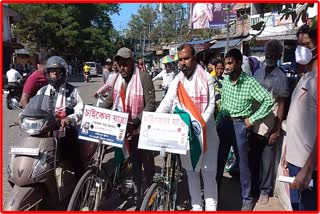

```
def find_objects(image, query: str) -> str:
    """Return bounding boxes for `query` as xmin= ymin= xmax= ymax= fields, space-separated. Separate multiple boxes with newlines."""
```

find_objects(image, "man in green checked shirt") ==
xmin=215 ymin=48 xmax=274 ymax=211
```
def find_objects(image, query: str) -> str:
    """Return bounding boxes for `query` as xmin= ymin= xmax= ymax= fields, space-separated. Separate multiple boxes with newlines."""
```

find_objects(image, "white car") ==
xmin=85 ymin=62 xmax=98 ymax=76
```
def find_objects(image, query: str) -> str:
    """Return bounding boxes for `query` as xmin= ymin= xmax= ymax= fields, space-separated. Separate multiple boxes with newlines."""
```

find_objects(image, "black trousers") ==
xmin=59 ymin=126 xmax=83 ymax=180
xmin=129 ymin=135 xmax=155 ymax=197
xmin=250 ymin=133 xmax=275 ymax=196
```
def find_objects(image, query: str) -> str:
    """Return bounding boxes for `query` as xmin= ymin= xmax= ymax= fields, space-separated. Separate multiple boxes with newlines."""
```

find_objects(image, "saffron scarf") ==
xmin=175 ymin=64 xmax=209 ymax=171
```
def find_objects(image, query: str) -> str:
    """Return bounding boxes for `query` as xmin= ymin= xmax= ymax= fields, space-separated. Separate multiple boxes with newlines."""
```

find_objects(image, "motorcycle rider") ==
xmin=6 ymin=64 xmax=23 ymax=88
xmin=36 ymin=56 xmax=84 ymax=179
xmin=83 ymin=63 xmax=90 ymax=80
xmin=20 ymin=54 xmax=49 ymax=108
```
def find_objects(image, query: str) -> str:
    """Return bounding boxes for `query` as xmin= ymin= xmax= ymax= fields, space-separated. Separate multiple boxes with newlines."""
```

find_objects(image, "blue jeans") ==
xmin=217 ymin=117 xmax=252 ymax=204
xmin=287 ymin=162 xmax=317 ymax=211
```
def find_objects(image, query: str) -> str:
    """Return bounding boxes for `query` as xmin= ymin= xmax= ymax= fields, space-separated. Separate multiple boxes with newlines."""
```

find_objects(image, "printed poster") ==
xmin=138 ymin=112 xmax=189 ymax=154
xmin=79 ymin=105 xmax=128 ymax=148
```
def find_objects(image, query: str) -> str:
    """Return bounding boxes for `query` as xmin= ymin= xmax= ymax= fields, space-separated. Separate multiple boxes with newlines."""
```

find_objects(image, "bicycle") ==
xmin=140 ymin=146 xmax=183 ymax=211
xmin=67 ymin=140 xmax=133 ymax=211
xmin=67 ymin=95 xmax=133 ymax=211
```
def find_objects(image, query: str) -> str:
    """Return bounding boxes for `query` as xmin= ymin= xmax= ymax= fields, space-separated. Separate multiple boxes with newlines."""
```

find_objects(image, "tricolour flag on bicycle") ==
xmin=174 ymin=81 xmax=207 ymax=171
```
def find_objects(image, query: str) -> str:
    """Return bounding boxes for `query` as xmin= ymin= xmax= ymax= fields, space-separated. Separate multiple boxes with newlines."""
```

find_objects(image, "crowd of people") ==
xmin=13 ymin=24 xmax=317 ymax=211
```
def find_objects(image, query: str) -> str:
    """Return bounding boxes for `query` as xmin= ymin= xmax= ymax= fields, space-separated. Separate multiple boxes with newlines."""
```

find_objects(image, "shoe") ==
xmin=241 ymin=201 xmax=253 ymax=211
xmin=257 ymin=193 xmax=269 ymax=205
xmin=191 ymin=204 xmax=202 ymax=211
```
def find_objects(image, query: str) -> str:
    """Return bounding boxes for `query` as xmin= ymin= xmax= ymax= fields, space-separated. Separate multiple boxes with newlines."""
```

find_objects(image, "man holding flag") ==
xmin=156 ymin=44 xmax=219 ymax=211
xmin=104 ymin=47 xmax=156 ymax=206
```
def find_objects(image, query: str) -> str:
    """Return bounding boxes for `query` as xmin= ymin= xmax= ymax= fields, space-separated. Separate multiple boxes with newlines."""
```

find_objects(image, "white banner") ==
xmin=138 ymin=112 xmax=189 ymax=154
xmin=79 ymin=105 xmax=128 ymax=148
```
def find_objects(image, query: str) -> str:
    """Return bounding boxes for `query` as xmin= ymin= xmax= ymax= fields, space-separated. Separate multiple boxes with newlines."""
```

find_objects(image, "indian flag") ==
xmin=113 ymin=83 xmax=130 ymax=167
xmin=174 ymin=82 xmax=207 ymax=171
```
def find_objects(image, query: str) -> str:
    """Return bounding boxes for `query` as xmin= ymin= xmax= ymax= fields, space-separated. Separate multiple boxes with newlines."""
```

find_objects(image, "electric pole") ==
xmin=224 ymin=4 xmax=231 ymax=55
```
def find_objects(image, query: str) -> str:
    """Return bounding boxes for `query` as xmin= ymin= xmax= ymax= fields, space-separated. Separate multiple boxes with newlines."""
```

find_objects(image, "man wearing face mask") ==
xmin=281 ymin=24 xmax=317 ymax=211
xmin=251 ymin=40 xmax=289 ymax=205
xmin=156 ymin=44 xmax=219 ymax=211
xmin=216 ymin=48 xmax=274 ymax=211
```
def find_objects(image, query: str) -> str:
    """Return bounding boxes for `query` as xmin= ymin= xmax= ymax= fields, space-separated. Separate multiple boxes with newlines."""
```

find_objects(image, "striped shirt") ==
xmin=217 ymin=72 xmax=274 ymax=124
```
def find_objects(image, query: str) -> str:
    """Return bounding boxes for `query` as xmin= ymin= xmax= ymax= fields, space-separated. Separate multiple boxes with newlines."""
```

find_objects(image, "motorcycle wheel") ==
xmin=4 ymin=185 xmax=46 ymax=211
xmin=67 ymin=169 xmax=100 ymax=211
xmin=6 ymin=93 xmax=13 ymax=110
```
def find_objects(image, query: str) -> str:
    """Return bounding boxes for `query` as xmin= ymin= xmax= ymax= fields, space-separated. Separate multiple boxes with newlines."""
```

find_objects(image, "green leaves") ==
xmin=126 ymin=3 xmax=189 ymax=44
xmin=9 ymin=3 xmax=121 ymax=62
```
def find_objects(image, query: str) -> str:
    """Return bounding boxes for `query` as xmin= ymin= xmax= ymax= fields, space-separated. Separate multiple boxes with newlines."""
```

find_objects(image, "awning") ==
xmin=3 ymin=41 xmax=24 ymax=50
xmin=186 ymin=39 xmax=215 ymax=54
xmin=186 ymin=38 xmax=213 ymax=45
xmin=15 ymin=48 xmax=29 ymax=54
xmin=210 ymin=38 xmax=242 ymax=49
xmin=256 ymin=34 xmax=297 ymax=41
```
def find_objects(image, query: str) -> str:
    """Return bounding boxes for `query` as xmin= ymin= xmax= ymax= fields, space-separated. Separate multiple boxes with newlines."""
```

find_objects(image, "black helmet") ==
xmin=45 ymin=56 xmax=68 ymax=89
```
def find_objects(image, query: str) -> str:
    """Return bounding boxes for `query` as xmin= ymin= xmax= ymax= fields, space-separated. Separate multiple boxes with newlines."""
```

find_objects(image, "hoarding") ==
xmin=190 ymin=3 xmax=237 ymax=29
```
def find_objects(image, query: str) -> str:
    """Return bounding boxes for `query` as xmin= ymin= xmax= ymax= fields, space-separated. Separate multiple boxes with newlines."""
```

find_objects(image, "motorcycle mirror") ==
xmin=9 ymin=121 xmax=19 ymax=128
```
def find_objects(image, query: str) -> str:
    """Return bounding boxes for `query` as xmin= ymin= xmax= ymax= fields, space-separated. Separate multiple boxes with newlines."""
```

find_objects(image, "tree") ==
xmin=9 ymin=4 xmax=121 ymax=62
xmin=125 ymin=4 xmax=191 ymax=45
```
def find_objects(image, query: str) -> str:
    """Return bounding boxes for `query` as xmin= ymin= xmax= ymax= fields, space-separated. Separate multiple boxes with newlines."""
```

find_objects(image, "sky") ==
xmin=111 ymin=3 xmax=141 ymax=32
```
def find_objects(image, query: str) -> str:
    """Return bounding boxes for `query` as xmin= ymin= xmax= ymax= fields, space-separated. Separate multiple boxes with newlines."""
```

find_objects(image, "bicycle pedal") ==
xmin=152 ymin=174 xmax=162 ymax=182
xmin=89 ymin=187 xmax=97 ymax=196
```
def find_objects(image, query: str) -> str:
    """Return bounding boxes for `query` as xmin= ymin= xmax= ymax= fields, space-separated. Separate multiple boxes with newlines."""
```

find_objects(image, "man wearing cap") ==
xmin=104 ymin=47 xmax=156 ymax=206
xmin=102 ymin=58 xmax=113 ymax=84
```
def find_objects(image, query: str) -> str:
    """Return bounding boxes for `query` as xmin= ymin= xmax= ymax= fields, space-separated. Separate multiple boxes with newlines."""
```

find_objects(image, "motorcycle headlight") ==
xmin=20 ymin=118 xmax=45 ymax=135
xmin=31 ymin=152 xmax=47 ymax=178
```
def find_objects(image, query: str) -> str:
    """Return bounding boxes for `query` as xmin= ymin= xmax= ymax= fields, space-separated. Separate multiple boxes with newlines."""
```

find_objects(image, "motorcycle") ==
xmin=4 ymin=72 xmax=28 ymax=110
xmin=4 ymin=94 xmax=77 ymax=210
xmin=84 ymin=71 xmax=90 ymax=82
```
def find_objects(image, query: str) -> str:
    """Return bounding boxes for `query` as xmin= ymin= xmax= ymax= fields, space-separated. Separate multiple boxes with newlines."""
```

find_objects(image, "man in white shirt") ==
xmin=6 ymin=64 xmax=23 ymax=87
xmin=252 ymin=40 xmax=289 ymax=205
xmin=282 ymin=24 xmax=317 ymax=211
xmin=152 ymin=62 xmax=175 ymax=98
xmin=102 ymin=58 xmax=113 ymax=84
xmin=156 ymin=44 xmax=219 ymax=211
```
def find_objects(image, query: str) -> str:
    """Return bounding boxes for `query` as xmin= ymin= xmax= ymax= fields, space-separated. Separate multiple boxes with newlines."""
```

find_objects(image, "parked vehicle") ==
xmin=85 ymin=62 xmax=98 ymax=77
xmin=4 ymin=72 xmax=28 ymax=110
xmin=4 ymin=94 xmax=77 ymax=210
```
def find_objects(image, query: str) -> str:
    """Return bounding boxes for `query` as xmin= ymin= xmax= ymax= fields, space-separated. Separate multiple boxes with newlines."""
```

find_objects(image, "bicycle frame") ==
xmin=88 ymin=140 xmax=132 ymax=210
xmin=151 ymin=146 xmax=181 ymax=210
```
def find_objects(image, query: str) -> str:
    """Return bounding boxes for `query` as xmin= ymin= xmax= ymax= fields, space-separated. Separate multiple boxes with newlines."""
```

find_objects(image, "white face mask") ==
xmin=295 ymin=45 xmax=316 ymax=65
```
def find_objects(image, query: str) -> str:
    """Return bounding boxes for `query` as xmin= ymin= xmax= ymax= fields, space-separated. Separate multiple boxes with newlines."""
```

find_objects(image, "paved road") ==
xmin=2 ymin=73 xmax=284 ymax=211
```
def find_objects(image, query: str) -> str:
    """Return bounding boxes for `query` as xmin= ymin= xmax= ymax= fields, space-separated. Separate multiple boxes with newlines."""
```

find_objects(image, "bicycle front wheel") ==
xmin=67 ymin=169 xmax=101 ymax=211
xmin=140 ymin=182 xmax=170 ymax=211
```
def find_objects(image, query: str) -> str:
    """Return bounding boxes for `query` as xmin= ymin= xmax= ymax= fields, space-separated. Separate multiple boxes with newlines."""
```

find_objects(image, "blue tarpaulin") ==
xmin=186 ymin=39 xmax=213 ymax=45
xmin=210 ymin=38 xmax=242 ymax=49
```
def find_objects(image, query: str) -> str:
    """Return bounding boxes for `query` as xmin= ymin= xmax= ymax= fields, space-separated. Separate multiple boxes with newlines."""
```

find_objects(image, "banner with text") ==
xmin=138 ymin=112 xmax=189 ymax=154
xmin=190 ymin=3 xmax=237 ymax=29
xmin=79 ymin=105 xmax=128 ymax=148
